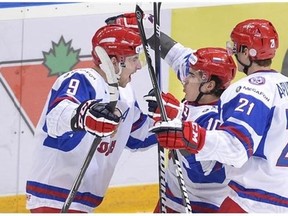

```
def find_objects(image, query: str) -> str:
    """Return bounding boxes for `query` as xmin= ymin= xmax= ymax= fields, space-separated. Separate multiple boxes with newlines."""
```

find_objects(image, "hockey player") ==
xmin=146 ymin=46 xmax=236 ymax=213
xmin=105 ymin=13 xmax=236 ymax=213
xmin=151 ymin=19 xmax=288 ymax=213
xmin=25 ymin=24 xmax=157 ymax=213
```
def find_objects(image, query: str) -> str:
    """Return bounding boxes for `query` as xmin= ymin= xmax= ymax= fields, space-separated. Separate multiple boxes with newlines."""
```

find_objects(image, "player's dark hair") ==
xmin=210 ymin=75 xmax=225 ymax=97
xmin=254 ymin=59 xmax=272 ymax=67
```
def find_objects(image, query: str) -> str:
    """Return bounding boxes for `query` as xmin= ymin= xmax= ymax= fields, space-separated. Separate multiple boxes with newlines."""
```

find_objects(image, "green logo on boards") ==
xmin=43 ymin=36 xmax=81 ymax=76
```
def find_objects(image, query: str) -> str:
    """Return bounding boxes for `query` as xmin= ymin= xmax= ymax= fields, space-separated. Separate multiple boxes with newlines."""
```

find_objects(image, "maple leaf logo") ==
xmin=43 ymin=36 xmax=81 ymax=76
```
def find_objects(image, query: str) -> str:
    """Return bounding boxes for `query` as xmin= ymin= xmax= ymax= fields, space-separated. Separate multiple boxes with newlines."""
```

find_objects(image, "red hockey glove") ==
xmin=71 ymin=100 xmax=121 ymax=137
xmin=150 ymin=119 xmax=206 ymax=154
xmin=105 ymin=13 xmax=139 ymax=32
xmin=105 ymin=13 xmax=154 ymax=38
xmin=144 ymin=89 xmax=183 ymax=122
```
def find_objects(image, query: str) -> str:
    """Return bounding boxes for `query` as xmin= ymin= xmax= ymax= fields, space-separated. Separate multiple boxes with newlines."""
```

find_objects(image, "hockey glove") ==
xmin=150 ymin=118 xmax=206 ymax=154
xmin=105 ymin=13 xmax=139 ymax=32
xmin=71 ymin=100 xmax=121 ymax=137
xmin=105 ymin=12 xmax=154 ymax=38
xmin=144 ymin=89 xmax=183 ymax=122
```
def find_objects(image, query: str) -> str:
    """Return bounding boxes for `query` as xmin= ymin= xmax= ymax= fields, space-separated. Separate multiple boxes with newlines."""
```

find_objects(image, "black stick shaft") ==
xmin=135 ymin=4 xmax=192 ymax=213
xmin=153 ymin=2 xmax=167 ymax=213
xmin=61 ymin=137 xmax=101 ymax=213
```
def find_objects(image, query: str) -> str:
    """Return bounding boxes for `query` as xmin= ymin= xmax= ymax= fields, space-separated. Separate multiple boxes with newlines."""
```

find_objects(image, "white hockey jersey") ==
xmin=162 ymin=43 xmax=230 ymax=213
xmin=196 ymin=71 xmax=288 ymax=212
xmin=26 ymin=68 xmax=156 ymax=213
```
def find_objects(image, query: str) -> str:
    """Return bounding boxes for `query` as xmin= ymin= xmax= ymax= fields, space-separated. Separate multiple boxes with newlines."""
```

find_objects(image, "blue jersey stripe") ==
xmin=26 ymin=181 xmax=103 ymax=208
xmin=229 ymin=181 xmax=288 ymax=208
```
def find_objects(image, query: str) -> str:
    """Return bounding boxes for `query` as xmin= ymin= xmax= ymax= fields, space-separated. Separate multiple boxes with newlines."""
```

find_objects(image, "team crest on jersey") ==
xmin=248 ymin=76 xmax=266 ymax=85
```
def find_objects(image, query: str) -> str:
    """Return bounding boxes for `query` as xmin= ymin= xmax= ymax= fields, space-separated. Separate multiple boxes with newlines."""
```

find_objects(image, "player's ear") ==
xmin=206 ymin=80 xmax=216 ymax=92
xmin=243 ymin=47 xmax=249 ymax=56
xmin=110 ymin=56 xmax=118 ymax=64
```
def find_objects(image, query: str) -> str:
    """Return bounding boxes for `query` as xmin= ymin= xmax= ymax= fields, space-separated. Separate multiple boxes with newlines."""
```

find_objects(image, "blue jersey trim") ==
xmin=26 ymin=180 xmax=103 ymax=208
xmin=131 ymin=113 xmax=148 ymax=133
xmin=183 ymin=156 xmax=226 ymax=183
xmin=229 ymin=180 xmax=288 ymax=208
xmin=43 ymin=131 xmax=85 ymax=152
xmin=165 ymin=185 xmax=219 ymax=213
xmin=126 ymin=134 xmax=157 ymax=149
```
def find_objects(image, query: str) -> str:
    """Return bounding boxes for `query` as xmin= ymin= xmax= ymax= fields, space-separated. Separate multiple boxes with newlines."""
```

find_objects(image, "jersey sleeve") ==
xmin=183 ymin=105 xmax=227 ymax=182
xmin=45 ymin=68 xmax=108 ymax=137
xmin=126 ymin=101 xmax=157 ymax=150
xmin=45 ymin=99 xmax=78 ymax=137
xmin=196 ymin=75 xmax=274 ymax=167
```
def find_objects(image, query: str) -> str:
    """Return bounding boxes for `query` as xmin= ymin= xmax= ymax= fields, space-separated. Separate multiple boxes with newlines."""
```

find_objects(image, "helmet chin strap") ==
xmin=194 ymin=83 xmax=206 ymax=103
xmin=235 ymin=54 xmax=252 ymax=75
xmin=194 ymin=81 xmax=219 ymax=103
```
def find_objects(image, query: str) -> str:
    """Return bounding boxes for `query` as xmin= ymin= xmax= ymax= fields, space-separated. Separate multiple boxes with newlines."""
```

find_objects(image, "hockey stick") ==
xmin=154 ymin=2 xmax=161 ymax=84
xmin=135 ymin=4 xmax=192 ymax=213
xmin=61 ymin=46 xmax=118 ymax=213
xmin=153 ymin=2 xmax=167 ymax=213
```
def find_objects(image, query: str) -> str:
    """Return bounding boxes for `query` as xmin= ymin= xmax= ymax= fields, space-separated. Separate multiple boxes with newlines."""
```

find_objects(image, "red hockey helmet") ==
xmin=92 ymin=24 xmax=142 ymax=64
xmin=191 ymin=48 xmax=236 ymax=89
xmin=230 ymin=19 xmax=279 ymax=60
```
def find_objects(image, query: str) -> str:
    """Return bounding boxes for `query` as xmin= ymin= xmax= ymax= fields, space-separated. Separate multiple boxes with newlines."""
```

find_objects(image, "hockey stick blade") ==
xmin=95 ymin=46 xmax=119 ymax=105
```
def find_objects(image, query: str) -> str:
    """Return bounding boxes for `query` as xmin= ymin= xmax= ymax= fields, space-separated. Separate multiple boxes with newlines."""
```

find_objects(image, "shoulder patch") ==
xmin=248 ymin=76 xmax=266 ymax=85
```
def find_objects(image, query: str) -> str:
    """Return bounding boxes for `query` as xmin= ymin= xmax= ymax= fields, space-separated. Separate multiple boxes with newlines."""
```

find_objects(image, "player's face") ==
xmin=117 ymin=54 xmax=142 ymax=87
xmin=183 ymin=69 xmax=206 ymax=101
